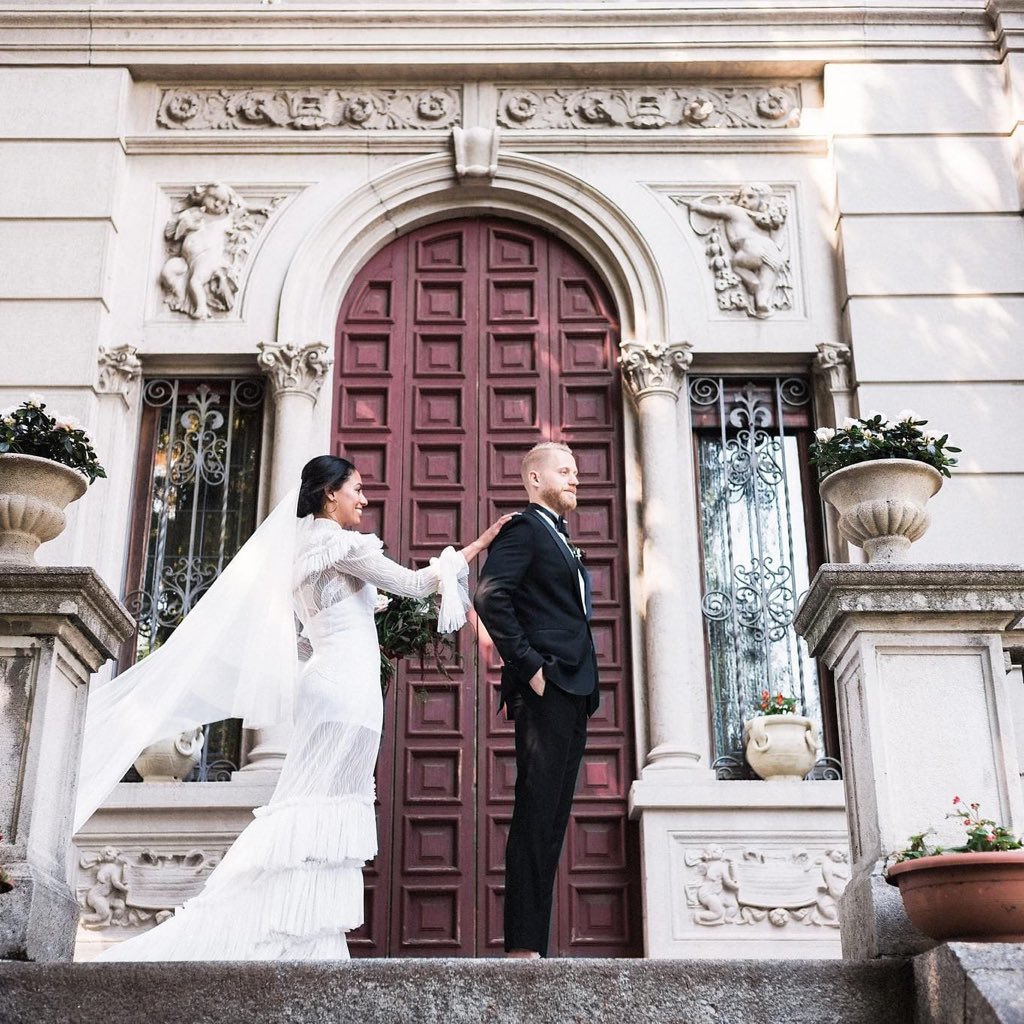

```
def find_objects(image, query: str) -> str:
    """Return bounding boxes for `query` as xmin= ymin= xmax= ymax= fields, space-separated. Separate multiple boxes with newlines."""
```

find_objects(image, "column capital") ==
xmin=256 ymin=341 xmax=332 ymax=402
xmin=618 ymin=340 xmax=693 ymax=402
xmin=813 ymin=341 xmax=853 ymax=393
xmin=95 ymin=344 xmax=142 ymax=403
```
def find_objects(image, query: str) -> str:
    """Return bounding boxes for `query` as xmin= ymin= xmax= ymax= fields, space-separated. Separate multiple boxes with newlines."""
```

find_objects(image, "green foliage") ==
xmin=0 ymin=395 xmax=106 ymax=484
xmin=890 ymin=796 xmax=1024 ymax=865
xmin=374 ymin=595 xmax=456 ymax=695
xmin=809 ymin=410 xmax=959 ymax=482
xmin=758 ymin=690 xmax=798 ymax=716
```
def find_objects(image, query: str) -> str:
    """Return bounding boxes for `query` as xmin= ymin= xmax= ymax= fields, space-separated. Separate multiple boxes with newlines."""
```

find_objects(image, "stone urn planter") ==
xmin=818 ymin=458 xmax=943 ymax=564
xmin=133 ymin=727 xmax=205 ymax=783
xmin=743 ymin=714 xmax=819 ymax=781
xmin=0 ymin=453 xmax=88 ymax=565
xmin=886 ymin=851 xmax=1024 ymax=942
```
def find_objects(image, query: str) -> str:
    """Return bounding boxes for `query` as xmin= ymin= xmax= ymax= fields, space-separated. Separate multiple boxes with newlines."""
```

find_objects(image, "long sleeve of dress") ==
xmin=293 ymin=520 xmax=471 ymax=634
xmin=340 ymin=544 xmax=470 ymax=633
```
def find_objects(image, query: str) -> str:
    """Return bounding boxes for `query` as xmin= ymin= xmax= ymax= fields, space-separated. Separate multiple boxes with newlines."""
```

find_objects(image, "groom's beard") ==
xmin=538 ymin=484 xmax=577 ymax=516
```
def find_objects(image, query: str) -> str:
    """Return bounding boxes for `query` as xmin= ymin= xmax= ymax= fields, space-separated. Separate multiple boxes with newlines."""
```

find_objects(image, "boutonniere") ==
xmin=570 ymin=545 xmax=585 ymax=562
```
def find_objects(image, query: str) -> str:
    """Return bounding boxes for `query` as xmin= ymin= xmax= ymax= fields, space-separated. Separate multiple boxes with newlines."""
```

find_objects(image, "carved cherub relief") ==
xmin=159 ymin=183 xmax=280 ymax=320
xmin=673 ymin=184 xmax=793 ymax=319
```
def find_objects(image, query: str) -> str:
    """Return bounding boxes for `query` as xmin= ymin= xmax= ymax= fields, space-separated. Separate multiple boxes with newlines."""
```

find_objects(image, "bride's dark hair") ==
xmin=297 ymin=455 xmax=356 ymax=517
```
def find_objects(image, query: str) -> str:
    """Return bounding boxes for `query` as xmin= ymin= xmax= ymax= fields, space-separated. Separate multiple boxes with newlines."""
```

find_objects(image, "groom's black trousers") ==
xmin=504 ymin=683 xmax=589 ymax=956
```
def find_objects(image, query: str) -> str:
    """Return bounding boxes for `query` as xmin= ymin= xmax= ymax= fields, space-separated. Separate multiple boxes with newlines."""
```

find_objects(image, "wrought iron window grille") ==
xmin=690 ymin=375 xmax=839 ymax=778
xmin=123 ymin=377 xmax=265 ymax=782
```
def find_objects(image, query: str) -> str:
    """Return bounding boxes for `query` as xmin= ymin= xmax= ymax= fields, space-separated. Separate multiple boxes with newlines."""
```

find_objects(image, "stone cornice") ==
xmin=0 ymin=4 xmax=998 ymax=70
xmin=0 ymin=566 xmax=135 ymax=669
xmin=794 ymin=563 xmax=1024 ymax=657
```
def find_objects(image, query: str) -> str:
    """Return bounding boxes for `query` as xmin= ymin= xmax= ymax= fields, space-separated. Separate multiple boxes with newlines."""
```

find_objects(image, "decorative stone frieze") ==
xmin=256 ymin=341 xmax=332 ymax=401
xmin=95 ymin=344 xmax=142 ymax=400
xmin=159 ymin=183 xmax=284 ymax=321
xmin=682 ymin=845 xmax=848 ymax=930
xmin=76 ymin=846 xmax=221 ymax=930
xmin=158 ymin=87 xmax=461 ymax=131
xmin=671 ymin=184 xmax=793 ymax=319
xmin=497 ymin=85 xmax=800 ymax=131
xmin=618 ymin=340 xmax=693 ymax=401
xmin=453 ymin=126 xmax=500 ymax=181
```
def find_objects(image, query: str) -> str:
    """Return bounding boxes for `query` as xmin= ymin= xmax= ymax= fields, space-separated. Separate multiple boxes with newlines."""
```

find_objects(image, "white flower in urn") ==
xmin=841 ymin=417 xmax=858 ymax=430
xmin=814 ymin=427 xmax=836 ymax=443
xmin=374 ymin=593 xmax=392 ymax=614
xmin=25 ymin=393 xmax=45 ymax=408
xmin=896 ymin=409 xmax=920 ymax=423
xmin=52 ymin=413 xmax=82 ymax=432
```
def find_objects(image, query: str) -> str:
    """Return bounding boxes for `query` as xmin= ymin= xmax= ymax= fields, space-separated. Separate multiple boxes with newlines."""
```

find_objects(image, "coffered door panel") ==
xmin=335 ymin=217 xmax=639 ymax=957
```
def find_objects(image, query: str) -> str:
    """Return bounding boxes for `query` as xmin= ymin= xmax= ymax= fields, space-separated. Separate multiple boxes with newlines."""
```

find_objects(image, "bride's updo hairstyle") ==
xmin=297 ymin=455 xmax=356 ymax=517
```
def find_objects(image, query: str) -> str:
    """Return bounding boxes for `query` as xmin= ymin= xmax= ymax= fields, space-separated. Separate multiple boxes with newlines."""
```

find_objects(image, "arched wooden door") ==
xmin=333 ymin=216 xmax=640 ymax=957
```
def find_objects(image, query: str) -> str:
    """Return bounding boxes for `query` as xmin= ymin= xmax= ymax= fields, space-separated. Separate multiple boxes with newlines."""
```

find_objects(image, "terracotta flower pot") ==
xmin=818 ymin=458 xmax=942 ymax=563
xmin=0 ymin=453 xmax=88 ymax=565
xmin=743 ymin=714 xmax=819 ymax=782
xmin=886 ymin=851 xmax=1024 ymax=942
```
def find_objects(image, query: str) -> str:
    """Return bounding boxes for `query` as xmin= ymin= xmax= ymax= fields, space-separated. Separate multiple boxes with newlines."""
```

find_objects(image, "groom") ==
xmin=473 ymin=441 xmax=599 ymax=959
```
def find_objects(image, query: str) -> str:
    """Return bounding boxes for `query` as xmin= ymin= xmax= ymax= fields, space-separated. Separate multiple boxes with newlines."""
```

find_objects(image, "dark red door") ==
xmin=333 ymin=217 xmax=640 ymax=957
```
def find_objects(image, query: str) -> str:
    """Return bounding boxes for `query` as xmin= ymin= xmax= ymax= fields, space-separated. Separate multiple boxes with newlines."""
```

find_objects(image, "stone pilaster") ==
xmin=812 ymin=341 xmax=856 ymax=562
xmin=794 ymin=564 xmax=1024 ymax=959
xmin=0 ymin=567 xmax=133 ymax=961
xmin=240 ymin=342 xmax=332 ymax=777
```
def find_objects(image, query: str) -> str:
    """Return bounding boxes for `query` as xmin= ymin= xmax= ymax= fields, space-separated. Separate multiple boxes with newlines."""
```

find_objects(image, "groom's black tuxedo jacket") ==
xmin=473 ymin=504 xmax=599 ymax=718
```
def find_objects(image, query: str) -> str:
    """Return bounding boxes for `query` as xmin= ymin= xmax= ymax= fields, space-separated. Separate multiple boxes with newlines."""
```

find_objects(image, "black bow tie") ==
xmin=556 ymin=516 xmax=570 ymax=538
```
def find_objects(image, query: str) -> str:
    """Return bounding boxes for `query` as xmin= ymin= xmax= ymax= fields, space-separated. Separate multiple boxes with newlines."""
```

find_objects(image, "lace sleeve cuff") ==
xmin=431 ymin=546 xmax=470 ymax=634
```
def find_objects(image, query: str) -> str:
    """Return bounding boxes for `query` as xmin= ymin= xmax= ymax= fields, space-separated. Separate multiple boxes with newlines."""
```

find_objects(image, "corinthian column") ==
xmin=239 ymin=341 xmax=332 ymax=777
xmin=619 ymin=340 xmax=712 ymax=780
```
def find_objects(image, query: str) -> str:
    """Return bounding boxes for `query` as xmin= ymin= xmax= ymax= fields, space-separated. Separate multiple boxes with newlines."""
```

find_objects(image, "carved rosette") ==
xmin=682 ymin=845 xmax=849 ymax=930
xmin=256 ymin=341 xmax=333 ymax=402
xmin=619 ymin=340 xmax=693 ymax=402
xmin=497 ymin=84 xmax=800 ymax=130
xmin=813 ymin=341 xmax=853 ymax=393
xmin=158 ymin=88 xmax=461 ymax=131
xmin=95 ymin=344 xmax=142 ymax=398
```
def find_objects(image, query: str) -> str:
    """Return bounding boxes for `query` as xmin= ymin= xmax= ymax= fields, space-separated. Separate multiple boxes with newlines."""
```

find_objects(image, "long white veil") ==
xmin=75 ymin=488 xmax=302 ymax=831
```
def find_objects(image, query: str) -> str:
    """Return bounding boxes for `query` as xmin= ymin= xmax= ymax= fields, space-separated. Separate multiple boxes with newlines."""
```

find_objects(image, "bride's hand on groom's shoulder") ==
xmin=459 ymin=513 xmax=517 ymax=563
xmin=478 ymin=513 xmax=516 ymax=549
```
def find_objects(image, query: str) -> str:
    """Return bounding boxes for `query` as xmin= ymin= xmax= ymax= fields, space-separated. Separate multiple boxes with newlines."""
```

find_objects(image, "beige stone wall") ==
xmin=2 ymin=1 xmax=1022 ymax=960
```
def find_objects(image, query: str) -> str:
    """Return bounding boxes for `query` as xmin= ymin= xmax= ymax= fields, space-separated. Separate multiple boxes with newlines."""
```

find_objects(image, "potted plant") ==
xmin=809 ymin=410 xmax=959 ymax=563
xmin=886 ymin=796 xmax=1024 ymax=942
xmin=743 ymin=690 xmax=819 ymax=782
xmin=374 ymin=594 xmax=456 ymax=695
xmin=0 ymin=394 xmax=106 ymax=565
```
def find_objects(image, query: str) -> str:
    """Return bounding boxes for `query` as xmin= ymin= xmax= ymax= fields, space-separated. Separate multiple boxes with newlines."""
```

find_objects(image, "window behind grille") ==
xmin=121 ymin=377 xmax=265 ymax=781
xmin=689 ymin=375 xmax=839 ymax=779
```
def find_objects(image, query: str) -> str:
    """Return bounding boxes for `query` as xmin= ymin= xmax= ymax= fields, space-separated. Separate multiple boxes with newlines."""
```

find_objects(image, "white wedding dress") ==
xmin=94 ymin=516 xmax=468 ymax=961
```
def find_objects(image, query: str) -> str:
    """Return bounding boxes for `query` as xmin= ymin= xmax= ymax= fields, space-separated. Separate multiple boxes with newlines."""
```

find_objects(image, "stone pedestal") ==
xmin=794 ymin=564 xmax=1024 ymax=959
xmin=0 ymin=567 xmax=133 ymax=961
xmin=628 ymin=779 xmax=848 ymax=959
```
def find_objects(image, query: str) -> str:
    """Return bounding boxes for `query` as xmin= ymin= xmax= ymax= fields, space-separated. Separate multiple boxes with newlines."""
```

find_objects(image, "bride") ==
xmin=75 ymin=454 xmax=509 ymax=960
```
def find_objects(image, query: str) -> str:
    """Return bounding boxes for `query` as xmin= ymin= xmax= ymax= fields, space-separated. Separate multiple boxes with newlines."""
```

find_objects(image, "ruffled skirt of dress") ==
xmin=96 ymin=616 xmax=383 ymax=962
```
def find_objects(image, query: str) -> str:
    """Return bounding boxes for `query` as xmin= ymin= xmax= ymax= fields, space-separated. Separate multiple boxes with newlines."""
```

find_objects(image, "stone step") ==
xmin=0 ymin=958 xmax=913 ymax=1024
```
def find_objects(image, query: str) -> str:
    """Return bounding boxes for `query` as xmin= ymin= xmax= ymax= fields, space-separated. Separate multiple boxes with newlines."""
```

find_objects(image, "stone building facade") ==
xmin=2 ymin=2 xmax=1023 ymax=961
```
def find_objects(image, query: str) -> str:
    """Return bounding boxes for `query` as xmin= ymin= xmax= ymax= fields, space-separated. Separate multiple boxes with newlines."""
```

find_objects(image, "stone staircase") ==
xmin=0 ymin=957 xmax=914 ymax=1024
